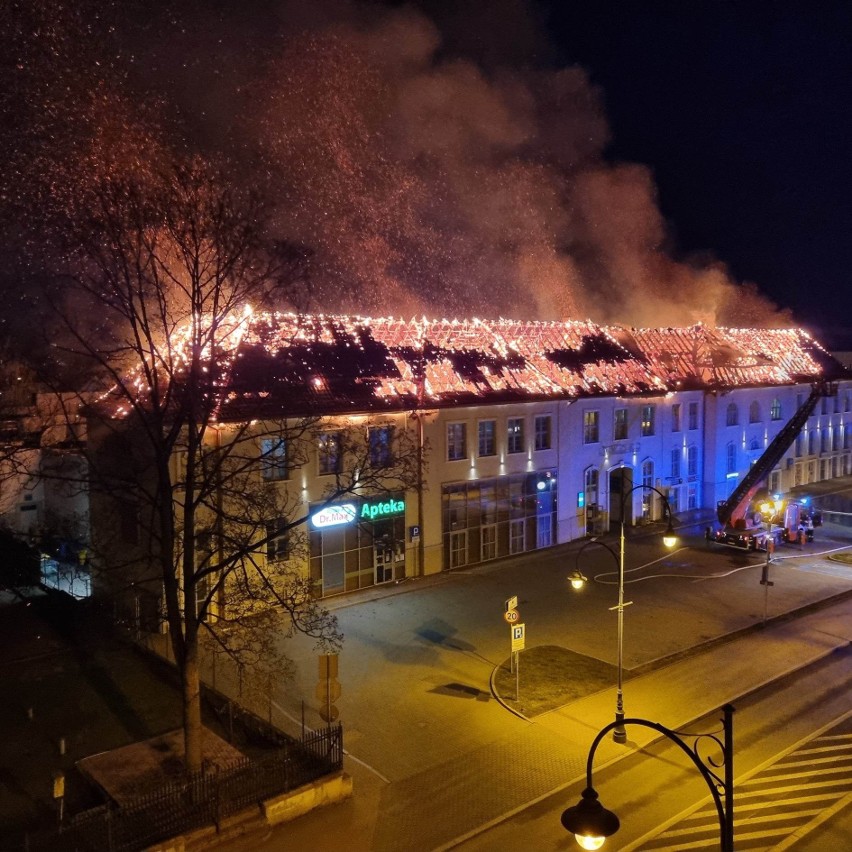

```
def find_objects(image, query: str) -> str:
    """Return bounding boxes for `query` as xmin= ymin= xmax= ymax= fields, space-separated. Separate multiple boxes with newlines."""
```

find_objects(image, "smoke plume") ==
xmin=2 ymin=0 xmax=792 ymax=329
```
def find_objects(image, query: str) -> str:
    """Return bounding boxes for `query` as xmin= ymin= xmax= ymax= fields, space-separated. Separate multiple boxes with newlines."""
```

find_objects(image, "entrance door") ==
xmin=449 ymin=530 xmax=468 ymax=568
xmin=374 ymin=539 xmax=394 ymax=584
xmin=609 ymin=467 xmax=634 ymax=530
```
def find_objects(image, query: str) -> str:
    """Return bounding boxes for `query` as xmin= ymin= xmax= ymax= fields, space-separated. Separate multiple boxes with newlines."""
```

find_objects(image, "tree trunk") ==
xmin=183 ymin=623 xmax=203 ymax=772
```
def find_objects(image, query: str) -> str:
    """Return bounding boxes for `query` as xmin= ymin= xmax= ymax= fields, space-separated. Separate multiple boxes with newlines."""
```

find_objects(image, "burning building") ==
xmin=186 ymin=313 xmax=849 ymax=597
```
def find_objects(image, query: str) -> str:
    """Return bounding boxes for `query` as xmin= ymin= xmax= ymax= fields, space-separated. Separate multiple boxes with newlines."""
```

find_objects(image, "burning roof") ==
xmin=214 ymin=314 xmax=845 ymax=420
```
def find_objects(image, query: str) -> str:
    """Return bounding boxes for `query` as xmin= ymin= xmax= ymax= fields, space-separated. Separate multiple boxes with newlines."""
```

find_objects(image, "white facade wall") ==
xmin=704 ymin=380 xmax=852 ymax=512
xmin=215 ymin=380 xmax=852 ymax=597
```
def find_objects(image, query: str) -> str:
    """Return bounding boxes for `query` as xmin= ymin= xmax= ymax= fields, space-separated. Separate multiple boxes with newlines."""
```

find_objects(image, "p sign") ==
xmin=511 ymin=623 xmax=526 ymax=652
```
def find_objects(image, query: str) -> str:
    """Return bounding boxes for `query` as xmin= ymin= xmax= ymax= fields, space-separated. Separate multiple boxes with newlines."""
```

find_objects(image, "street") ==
xmin=458 ymin=647 xmax=852 ymax=850
xmin=222 ymin=513 xmax=852 ymax=851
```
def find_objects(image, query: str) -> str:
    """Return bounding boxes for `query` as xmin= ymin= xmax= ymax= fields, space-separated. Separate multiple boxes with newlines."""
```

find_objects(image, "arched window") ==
xmin=688 ymin=445 xmax=698 ymax=477
xmin=749 ymin=401 xmax=760 ymax=423
xmin=641 ymin=460 xmax=654 ymax=519
xmin=726 ymin=442 xmax=737 ymax=474
xmin=726 ymin=403 xmax=739 ymax=426
xmin=770 ymin=398 xmax=782 ymax=421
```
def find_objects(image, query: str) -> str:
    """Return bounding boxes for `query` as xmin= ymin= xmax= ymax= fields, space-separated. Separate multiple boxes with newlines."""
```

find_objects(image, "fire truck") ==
xmin=711 ymin=382 xmax=831 ymax=551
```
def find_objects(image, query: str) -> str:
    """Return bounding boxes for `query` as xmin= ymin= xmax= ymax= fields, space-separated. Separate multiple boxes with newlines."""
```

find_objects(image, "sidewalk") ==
xmin=254 ymin=564 xmax=852 ymax=851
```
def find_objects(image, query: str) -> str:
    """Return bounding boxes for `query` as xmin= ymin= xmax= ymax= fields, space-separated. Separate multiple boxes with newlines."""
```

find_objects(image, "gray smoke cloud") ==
xmin=5 ymin=0 xmax=793 ymax=329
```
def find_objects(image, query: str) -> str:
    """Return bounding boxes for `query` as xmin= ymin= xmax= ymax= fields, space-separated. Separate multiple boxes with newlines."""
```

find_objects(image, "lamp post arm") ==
xmin=620 ymin=482 xmax=675 ymax=524
xmin=582 ymin=705 xmax=735 ymax=852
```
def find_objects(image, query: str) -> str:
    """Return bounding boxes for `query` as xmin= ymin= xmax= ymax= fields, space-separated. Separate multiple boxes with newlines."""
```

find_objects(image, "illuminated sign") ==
xmin=361 ymin=498 xmax=405 ymax=520
xmin=311 ymin=504 xmax=357 ymax=529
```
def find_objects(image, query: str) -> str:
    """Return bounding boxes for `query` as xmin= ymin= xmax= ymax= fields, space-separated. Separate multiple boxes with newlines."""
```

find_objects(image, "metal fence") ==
xmin=21 ymin=724 xmax=342 ymax=852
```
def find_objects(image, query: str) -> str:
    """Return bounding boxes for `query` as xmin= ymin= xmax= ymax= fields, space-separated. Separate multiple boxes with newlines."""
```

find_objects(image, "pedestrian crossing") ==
xmin=626 ymin=726 xmax=852 ymax=851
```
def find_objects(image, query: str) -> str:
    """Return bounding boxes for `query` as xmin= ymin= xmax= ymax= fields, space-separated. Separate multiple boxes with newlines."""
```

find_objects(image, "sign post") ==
xmin=511 ymin=623 xmax=525 ymax=700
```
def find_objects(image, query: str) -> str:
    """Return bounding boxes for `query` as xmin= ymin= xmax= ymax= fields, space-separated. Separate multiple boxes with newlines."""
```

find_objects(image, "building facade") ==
xmin=82 ymin=314 xmax=851 ymax=604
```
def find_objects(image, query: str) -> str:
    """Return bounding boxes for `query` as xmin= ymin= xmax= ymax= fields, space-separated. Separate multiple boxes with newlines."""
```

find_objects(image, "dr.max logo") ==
xmin=361 ymin=499 xmax=405 ymax=520
xmin=311 ymin=504 xmax=357 ymax=529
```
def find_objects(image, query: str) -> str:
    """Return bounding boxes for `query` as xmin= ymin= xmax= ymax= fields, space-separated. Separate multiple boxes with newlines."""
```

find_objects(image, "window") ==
xmin=795 ymin=433 xmax=804 ymax=457
xmin=261 ymin=438 xmax=288 ymax=480
xmin=507 ymin=418 xmax=525 ymax=454
xmin=641 ymin=460 xmax=654 ymax=519
xmin=726 ymin=442 xmax=737 ymax=475
xmin=846 ymin=392 xmax=851 ymax=413
xmin=671 ymin=448 xmax=681 ymax=478
xmin=726 ymin=403 xmax=739 ymax=427
xmin=447 ymin=422 xmax=467 ymax=461
xmin=478 ymin=420 xmax=496 ymax=457
xmin=583 ymin=410 xmax=599 ymax=444
xmin=821 ymin=428 xmax=830 ymax=453
xmin=687 ymin=445 xmax=698 ymax=477
xmin=534 ymin=415 xmax=552 ymax=451
xmin=845 ymin=423 xmax=851 ymax=450
xmin=821 ymin=396 xmax=829 ymax=415
xmin=266 ymin=519 xmax=289 ymax=562
xmin=770 ymin=398 xmax=782 ymax=421
xmin=369 ymin=425 xmax=394 ymax=467
xmin=808 ymin=429 xmax=816 ymax=455
xmin=613 ymin=408 xmax=628 ymax=441
xmin=688 ymin=402 xmax=699 ymax=430
xmin=749 ymin=401 xmax=760 ymax=423
xmin=641 ymin=405 xmax=655 ymax=437
xmin=688 ymin=486 xmax=697 ymax=510
xmin=832 ymin=427 xmax=841 ymax=452
xmin=318 ymin=431 xmax=341 ymax=476
xmin=671 ymin=404 xmax=681 ymax=432
xmin=835 ymin=394 xmax=841 ymax=414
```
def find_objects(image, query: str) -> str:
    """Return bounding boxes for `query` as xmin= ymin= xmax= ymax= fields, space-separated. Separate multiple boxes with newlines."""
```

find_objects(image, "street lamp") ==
xmin=573 ymin=485 xmax=679 ymax=743
xmin=613 ymin=484 xmax=678 ymax=742
xmin=561 ymin=704 xmax=735 ymax=851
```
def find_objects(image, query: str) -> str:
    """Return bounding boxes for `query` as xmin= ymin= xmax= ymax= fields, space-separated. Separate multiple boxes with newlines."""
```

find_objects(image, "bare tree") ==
xmin=51 ymin=158 xmax=418 ymax=772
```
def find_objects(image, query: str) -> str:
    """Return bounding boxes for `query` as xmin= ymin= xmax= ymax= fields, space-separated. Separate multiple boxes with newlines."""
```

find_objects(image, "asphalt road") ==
xmin=456 ymin=646 xmax=852 ymax=850
xmin=218 ymin=508 xmax=852 ymax=851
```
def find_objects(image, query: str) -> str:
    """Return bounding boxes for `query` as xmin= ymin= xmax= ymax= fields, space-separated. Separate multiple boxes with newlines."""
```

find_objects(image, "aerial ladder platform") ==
xmin=713 ymin=380 xmax=833 ymax=549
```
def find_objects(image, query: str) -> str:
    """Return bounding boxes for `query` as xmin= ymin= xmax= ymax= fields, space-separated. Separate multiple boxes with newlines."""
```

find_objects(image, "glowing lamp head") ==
xmin=561 ymin=788 xmax=619 ymax=850
xmin=575 ymin=835 xmax=606 ymax=850
xmin=569 ymin=570 xmax=587 ymax=591
xmin=662 ymin=520 xmax=678 ymax=549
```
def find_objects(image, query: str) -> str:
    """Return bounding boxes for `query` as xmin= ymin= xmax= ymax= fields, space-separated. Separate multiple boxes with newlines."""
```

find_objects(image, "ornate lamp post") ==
xmin=561 ymin=704 xmax=735 ymax=851
xmin=571 ymin=484 xmax=679 ymax=744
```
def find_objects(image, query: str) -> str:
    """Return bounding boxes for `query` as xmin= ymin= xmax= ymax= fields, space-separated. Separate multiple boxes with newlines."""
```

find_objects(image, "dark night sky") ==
xmin=5 ymin=1 xmax=852 ymax=346
xmin=543 ymin=1 xmax=852 ymax=347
